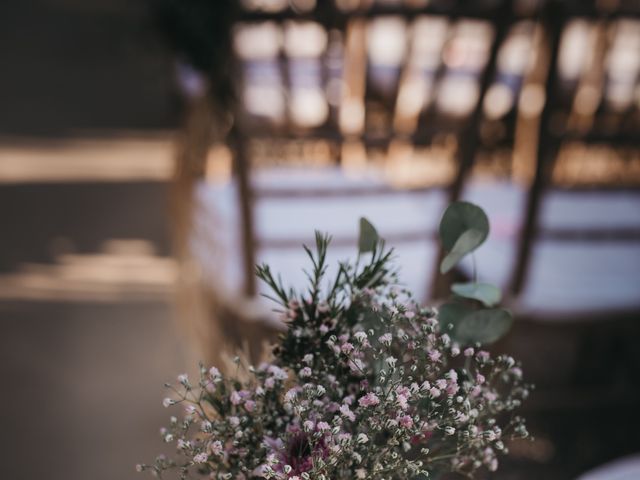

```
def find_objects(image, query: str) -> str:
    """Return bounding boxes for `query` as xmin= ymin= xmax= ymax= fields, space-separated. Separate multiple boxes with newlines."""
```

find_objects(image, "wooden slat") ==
xmin=429 ymin=1 xmax=512 ymax=299
xmin=510 ymin=3 xmax=566 ymax=296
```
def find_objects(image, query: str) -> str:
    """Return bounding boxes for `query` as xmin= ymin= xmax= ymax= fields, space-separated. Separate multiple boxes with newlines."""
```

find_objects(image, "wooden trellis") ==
xmin=158 ymin=0 xmax=640 ymax=364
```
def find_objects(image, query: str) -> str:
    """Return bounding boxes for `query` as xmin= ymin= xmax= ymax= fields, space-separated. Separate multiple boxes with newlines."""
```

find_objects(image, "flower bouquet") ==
xmin=139 ymin=202 xmax=530 ymax=479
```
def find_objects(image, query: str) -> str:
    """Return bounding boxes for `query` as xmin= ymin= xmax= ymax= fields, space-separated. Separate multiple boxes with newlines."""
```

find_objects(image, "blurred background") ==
xmin=1 ymin=0 xmax=640 ymax=479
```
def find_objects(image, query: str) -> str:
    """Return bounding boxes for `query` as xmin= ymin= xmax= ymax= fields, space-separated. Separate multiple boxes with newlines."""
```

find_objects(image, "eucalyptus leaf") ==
xmin=358 ymin=217 xmax=379 ymax=253
xmin=451 ymin=282 xmax=502 ymax=307
xmin=440 ymin=229 xmax=484 ymax=274
xmin=439 ymin=201 xmax=489 ymax=250
xmin=437 ymin=301 xmax=474 ymax=333
xmin=454 ymin=308 xmax=513 ymax=345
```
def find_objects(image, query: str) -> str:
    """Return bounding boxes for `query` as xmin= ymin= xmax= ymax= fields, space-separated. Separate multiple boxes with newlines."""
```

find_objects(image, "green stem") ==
xmin=471 ymin=252 xmax=477 ymax=283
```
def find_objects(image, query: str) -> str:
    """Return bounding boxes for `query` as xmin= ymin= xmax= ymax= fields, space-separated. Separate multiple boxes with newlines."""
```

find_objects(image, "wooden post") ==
xmin=429 ymin=2 xmax=511 ymax=300
xmin=510 ymin=3 xmax=565 ymax=296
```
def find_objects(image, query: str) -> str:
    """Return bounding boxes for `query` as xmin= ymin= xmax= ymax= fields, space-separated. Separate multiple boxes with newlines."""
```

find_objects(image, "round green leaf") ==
xmin=358 ymin=217 xmax=379 ymax=253
xmin=437 ymin=301 xmax=474 ymax=332
xmin=454 ymin=308 xmax=513 ymax=345
xmin=451 ymin=282 xmax=502 ymax=307
xmin=439 ymin=201 xmax=489 ymax=251
xmin=440 ymin=228 xmax=484 ymax=274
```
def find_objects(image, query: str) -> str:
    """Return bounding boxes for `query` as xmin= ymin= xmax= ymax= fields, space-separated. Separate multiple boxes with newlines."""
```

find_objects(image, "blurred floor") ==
xmin=0 ymin=138 xmax=187 ymax=479
xmin=0 ymin=0 xmax=190 ymax=476
xmin=0 ymin=299 xmax=186 ymax=480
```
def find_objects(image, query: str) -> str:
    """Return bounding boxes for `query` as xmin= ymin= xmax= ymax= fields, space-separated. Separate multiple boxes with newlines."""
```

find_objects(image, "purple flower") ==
xmin=341 ymin=342 xmax=355 ymax=354
xmin=399 ymin=415 xmax=414 ymax=428
xmin=428 ymin=350 xmax=442 ymax=362
xmin=267 ymin=430 xmax=329 ymax=476
xmin=358 ymin=392 xmax=380 ymax=407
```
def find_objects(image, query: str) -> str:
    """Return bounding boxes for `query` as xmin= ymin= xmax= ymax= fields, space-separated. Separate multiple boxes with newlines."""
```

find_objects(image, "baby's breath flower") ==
xmin=141 ymin=228 xmax=529 ymax=480
xmin=210 ymin=440 xmax=223 ymax=456
xmin=317 ymin=421 xmax=330 ymax=432
xmin=193 ymin=452 xmax=208 ymax=464
xmin=340 ymin=404 xmax=356 ymax=422
xmin=354 ymin=331 xmax=368 ymax=343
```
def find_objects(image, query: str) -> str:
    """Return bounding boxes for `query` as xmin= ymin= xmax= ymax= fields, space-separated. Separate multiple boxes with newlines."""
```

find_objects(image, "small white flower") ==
xmin=317 ymin=421 xmax=330 ymax=431
xmin=284 ymin=388 xmax=298 ymax=403
xmin=268 ymin=365 xmax=288 ymax=380
xmin=201 ymin=420 xmax=212 ymax=432
xmin=354 ymin=331 xmax=368 ymax=343
xmin=341 ymin=342 xmax=355 ymax=354
xmin=340 ymin=404 xmax=355 ymax=421
xmin=385 ymin=356 xmax=397 ymax=368
xmin=356 ymin=433 xmax=369 ymax=444
xmin=210 ymin=440 xmax=223 ymax=455
xmin=193 ymin=452 xmax=208 ymax=464
xmin=230 ymin=391 xmax=242 ymax=405
xmin=162 ymin=397 xmax=174 ymax=408
xmin=484 ymin=430 xmax=497 ymax=441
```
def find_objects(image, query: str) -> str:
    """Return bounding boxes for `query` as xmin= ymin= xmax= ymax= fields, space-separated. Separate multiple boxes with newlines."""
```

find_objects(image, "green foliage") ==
xmin=358 ymin=217 xmax=379 ymax=253
xmin=437 ymin=301 xmax=474 ymax=333
xmin=256 ymin=225 xmax=395 ymax=366
xmin=438 ymin=201 xmax=513 ymax=345
xmin=440 ymin=229 xmax=484 ymax=274
xmin=257 ymin=202 xmax=513 ymax=350
xmin=451 ymin=282 xmax=502 ymax=307
xmin=453 ymin=309 xmax=513 ymax=345
xmin=439 ymin=302 xmax=512 ymax=345
xmin=438 ymin=201 xmax=489 ymax=250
